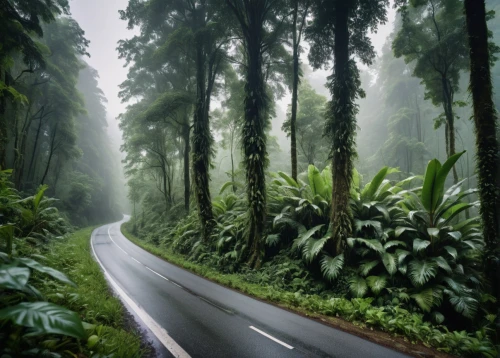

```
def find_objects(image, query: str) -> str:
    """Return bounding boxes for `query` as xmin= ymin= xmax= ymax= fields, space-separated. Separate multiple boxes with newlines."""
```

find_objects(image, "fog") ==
xmin=70 ymin=0 xmax=398 ymax=204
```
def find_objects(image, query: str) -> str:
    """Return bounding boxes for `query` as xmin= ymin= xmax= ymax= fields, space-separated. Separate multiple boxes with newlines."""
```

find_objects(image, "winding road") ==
xmin=91 ymin=218 xmax=408 ymax=358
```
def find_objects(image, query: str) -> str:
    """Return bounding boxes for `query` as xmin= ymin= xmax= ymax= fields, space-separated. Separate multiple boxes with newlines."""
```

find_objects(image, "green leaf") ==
xmin=294 ymin=224 xmax=324 ymax=249
xmin=359 ymin=260 xmax=379 ymax=276
xmin=0 ymin=225 xmax=14 ymax=255
xmin=354 ymin=220 xmax=383 ymax=237
xmin=382 ymin=253 xmax=397 ymax=275
xmin=421 ymin=159 xmax=441 ymax=212
xmin=308 ymin=165 xmax=326 ymax=197
xmin=395 ymin=226 xmax=416 ymax=238
xmin=413 ymin=239 xmax=430 ymax=253
xmin=0 ymin=302 xmax=85 ymax=339
xmin=321 ymin=166 xmax=333 ymax=199
xmin=361 ymin=167 xmax=398 ymax=201
xmin=0 ymin=265 xmax=30 ymax=290
xmin=352 ymin=238 xmax=384 ymax=253
xmin=433 ymin=256 xmax=452 ymax=274
xmin=34 ymin=185 xmax=49 ymax=212
xmin=219 ymin=181 xmax=237 ymax=194
xmin=411 ymin=288 xmax=441 ymax=312
xmin=427 ymin=228 xmax=439 ymax=238
xmin=366 ymin=275 xmax=387 ymax=295
xmin=444 ymin=246 xmax=458 ymax=260
xmin=383 ymin=240 xmax=407 ymax=250
xmin=303 ymin=236 xmax=329 ymax=263
xmin=349 ymin=276 xmax=368 ymax=298
xmin=433 ymin=151 xmax=465 ymax=210
xmin=18 ymin=258 xmax=75 ymax=287
xmin=396 ymin=249 xmax=411 ymax=264
xmin=431 ymin=311 xmax=445 ymax=324
xmin=278 ymin=172 xmax=299 ymax=188
xmin=449 ymin=294 xmax=478 ymax=319
xmin=408 ymin=259 xmax=438 ymax=286
xmin=320 ymin=254 xmax=344 ymax=280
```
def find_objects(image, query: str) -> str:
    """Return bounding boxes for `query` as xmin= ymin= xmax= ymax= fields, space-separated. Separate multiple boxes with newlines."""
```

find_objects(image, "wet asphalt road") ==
xmin=91 ymin=218 xmax=409 ymax=358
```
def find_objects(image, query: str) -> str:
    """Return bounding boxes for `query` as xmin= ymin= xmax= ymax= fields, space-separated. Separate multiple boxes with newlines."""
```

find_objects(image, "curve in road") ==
xmin=91 ymin=218 xmax=409 ymax=358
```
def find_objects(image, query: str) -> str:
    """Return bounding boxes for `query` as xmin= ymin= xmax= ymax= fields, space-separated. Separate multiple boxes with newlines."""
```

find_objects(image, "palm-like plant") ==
xmin=395 ymin=152 xmax=484 ymax=319
xmin=347 ymin=167 xmax=415 ymax=297
xmin=269 ymin=165 xmax=332 ymax=233
xmin=16 ymin=185 xmax=68 ymax=240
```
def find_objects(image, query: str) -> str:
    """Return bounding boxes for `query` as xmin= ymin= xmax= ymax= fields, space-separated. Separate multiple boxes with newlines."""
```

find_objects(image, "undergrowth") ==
xmin=122 ymin=224 xmax=497 ymax=358
xmin=40 ymin=227 xmax=144 ymax=357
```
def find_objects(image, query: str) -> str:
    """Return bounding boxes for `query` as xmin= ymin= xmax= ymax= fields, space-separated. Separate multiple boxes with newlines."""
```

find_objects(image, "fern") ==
xmin=366 ymin=275 xmax=387 ymax=295
xmin=408 ymin=259 xmax=438 ymax=286
xmin=381 ymin=252 xmax=397 ymax=276
xmin=349 ymin=276 xmax=368 ymax=298
xmin=411 ymin=287 xmax=442 ymax=312
xmin=320 ymin=254 xmax=344 ymax=281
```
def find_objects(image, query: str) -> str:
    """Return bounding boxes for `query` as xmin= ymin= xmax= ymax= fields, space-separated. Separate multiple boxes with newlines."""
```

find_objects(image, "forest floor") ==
xmin=120 ymin=224 xmax=455 ymax=358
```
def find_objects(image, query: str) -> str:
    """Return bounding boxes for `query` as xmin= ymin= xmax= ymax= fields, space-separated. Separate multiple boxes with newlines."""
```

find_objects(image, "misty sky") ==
xmin=70 ymin=0 xmax=396 ymax=128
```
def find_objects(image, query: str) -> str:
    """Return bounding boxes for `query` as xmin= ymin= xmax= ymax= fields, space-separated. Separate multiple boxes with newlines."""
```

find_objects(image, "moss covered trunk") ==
xmin=329 ymin=1 xmax=354 ymax=255
xmin=464 ymin=0 xmax=500 ymax=307
xmin=244 ymin=33 xmax=267 ymax=269
xmin=192 ymin=9 xmax=214 ymax=241
xmin=290 ymin=0 xmax=299 ymax=182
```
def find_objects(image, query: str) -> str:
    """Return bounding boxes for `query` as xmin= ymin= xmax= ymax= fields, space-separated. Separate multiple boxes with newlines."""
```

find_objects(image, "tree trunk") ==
xmin=183 ymin=124 xmax=191 ymax=213
xmin=14 ymin=100 xmax=36 ymax=189
xmin=230 ymin=129 xmax=236 ymax=193
xmin=442 ymin=76 xmax=458 ymax=182
xmin=27 ymin=109 xmax=44 ymax=184
xmin=243 ymin=31 xmax=267 ymax=269
xmin=162 ymin=159 xmax=169 ymax=211
xmin=464 ymin=0 xmax=500 ymax=310
xmin=40 ymin=122 xmax=58 ymax=185
xmin=290 ymin=0 xmax=299 ymax=182
xmin=0 ymin=66 xmax=8 ymax=169
xmin=329 ymin=0 xmax=354 ymax=255
xmin=192 ymin=8 xmax=214 ymax=240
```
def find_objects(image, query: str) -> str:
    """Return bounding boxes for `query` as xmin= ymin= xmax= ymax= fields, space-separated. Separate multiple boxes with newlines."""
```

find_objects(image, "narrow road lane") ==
xmin=91 ymin=218 xmax=408 ymax=358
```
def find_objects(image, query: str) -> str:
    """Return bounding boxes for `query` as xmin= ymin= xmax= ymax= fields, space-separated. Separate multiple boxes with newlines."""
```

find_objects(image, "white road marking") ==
xmin=131 ymin=257 xmax=141 ymax=264
xmin=144 ymin=265 xmax=233 ymax=314
xmin=249 ymin=326 xmax=294 ymax=350
xmin=145 ymin=266 xmax=170 ymax=281
xmin=91 ymin=228 xmax=191 ymax=358
xmin=107 ymin=226 xmax=128 ymax=256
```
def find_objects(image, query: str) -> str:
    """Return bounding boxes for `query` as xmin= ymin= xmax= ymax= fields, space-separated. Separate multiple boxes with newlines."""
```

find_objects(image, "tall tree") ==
xmin=225 ymin=0 xmax=287 ymax=268
xmin=120 ymin=0 xmax=229 ymax=239
xmin=118 ymin=9 xmax=195 ymax=214
xmin=11 ymin=17 xmax=88 ymax=190
xmin=288 ymin=0 xmax=310 ymax=181
xmin=0 ymin=0 xmax=69 ymax=167
xmin=307 ymin=0 xmax=388 ymax=254
xmin=282 ymin=80 xmax=329 ymax=169
xmin=393 ymin=0 xmax=469 ymax=182
xmin=464 ymin=0 xmax=500 ymax=307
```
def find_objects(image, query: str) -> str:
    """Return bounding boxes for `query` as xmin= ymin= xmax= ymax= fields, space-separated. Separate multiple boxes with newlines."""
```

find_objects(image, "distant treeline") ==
xmin=0 ymin=2 xmax=123 ymax=226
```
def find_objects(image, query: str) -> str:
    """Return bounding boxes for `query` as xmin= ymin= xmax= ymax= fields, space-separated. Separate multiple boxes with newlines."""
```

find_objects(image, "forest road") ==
xmin=91 ymin=217 xmax=409 ymax=358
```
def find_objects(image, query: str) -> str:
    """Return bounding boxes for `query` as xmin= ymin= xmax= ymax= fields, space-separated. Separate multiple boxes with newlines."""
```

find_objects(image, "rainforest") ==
xmin=0 ymin=0 xmax=499 ymax=357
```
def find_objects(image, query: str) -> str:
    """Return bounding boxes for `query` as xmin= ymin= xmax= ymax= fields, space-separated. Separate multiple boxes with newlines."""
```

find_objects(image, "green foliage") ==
xmin=0 ymin=302 xmax=85 ymax=339
xmin=122 ymin=223 xmax=497 ymax=357
xmin=282 ymin=81 xmax=329 ymax=168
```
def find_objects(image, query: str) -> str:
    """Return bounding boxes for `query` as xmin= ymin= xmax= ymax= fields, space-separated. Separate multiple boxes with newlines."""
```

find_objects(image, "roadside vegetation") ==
xmin=0 ymin=170 xmax=143 ymax=357
xmin=2 ymin=0 xmax=500 ymax=357
xmin=119 ymin=0 xmax=500 ymax=356
xmin=125 ymin=154 xmax=497 ymax=357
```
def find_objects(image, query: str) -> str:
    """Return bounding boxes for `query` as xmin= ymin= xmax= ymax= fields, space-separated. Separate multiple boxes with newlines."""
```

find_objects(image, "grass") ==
xmin=41 ymin=227 xmax=145 ymax=358
xmin=121 ymin=224 xmax=498 ymax=358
